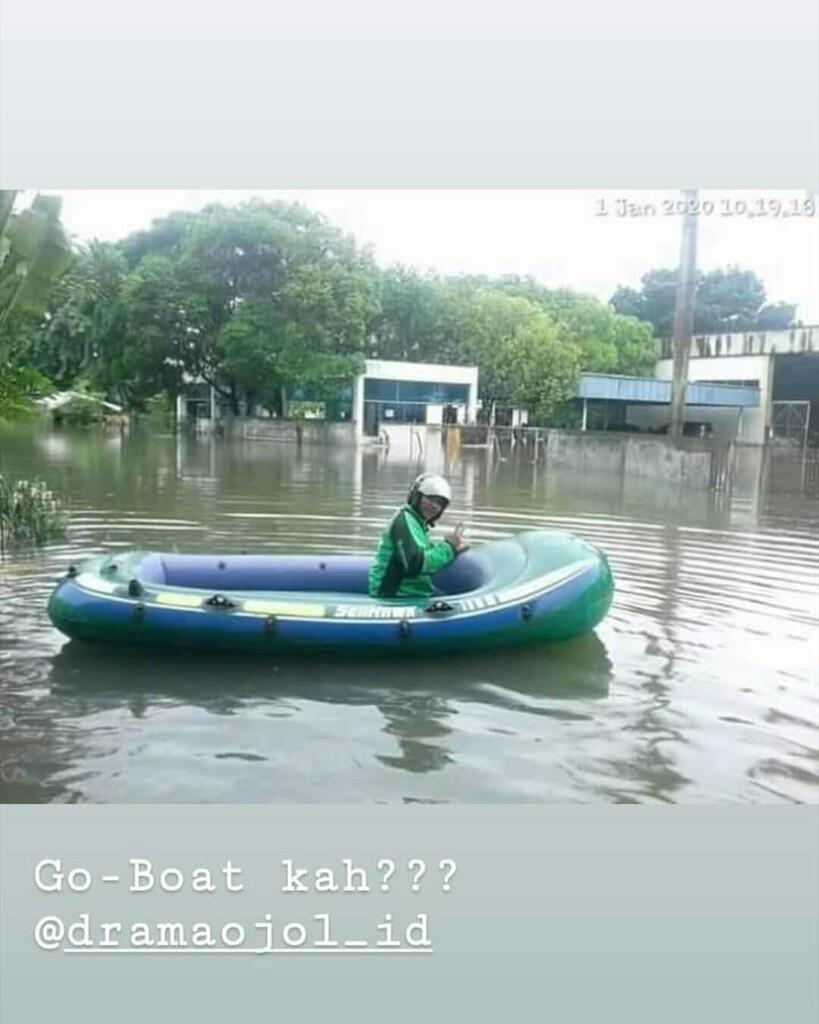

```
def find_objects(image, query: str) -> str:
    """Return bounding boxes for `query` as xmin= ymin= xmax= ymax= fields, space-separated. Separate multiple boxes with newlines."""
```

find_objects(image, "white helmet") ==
xmin=408 ymin=473 xmax=451 ymax=522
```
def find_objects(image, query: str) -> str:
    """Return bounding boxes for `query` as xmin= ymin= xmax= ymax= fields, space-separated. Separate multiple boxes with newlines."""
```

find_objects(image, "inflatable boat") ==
xmin=47 ymin=530 xmax=613 ymax=656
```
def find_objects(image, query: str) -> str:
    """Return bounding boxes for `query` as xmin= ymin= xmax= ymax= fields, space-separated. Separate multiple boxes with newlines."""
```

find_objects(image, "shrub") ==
xmin=0 ymin=474 xmax=68 ymax=550
xmin=145 ymin=392 xmax=174 ymax=428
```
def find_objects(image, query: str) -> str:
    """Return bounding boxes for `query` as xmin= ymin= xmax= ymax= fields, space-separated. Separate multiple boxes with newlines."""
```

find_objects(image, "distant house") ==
xmin=36 ymin=391 xmax=124 ymax=415
xmin=176 ymin=360 xmax=480 ymax=441
xmin=352 ymin=359 xmax=479 ymax=440
xmin=498 ymin=327 xmax=819 ymax=446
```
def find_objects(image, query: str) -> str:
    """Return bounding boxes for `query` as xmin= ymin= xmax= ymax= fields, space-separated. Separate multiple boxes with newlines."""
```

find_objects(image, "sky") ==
xmin=24 ymin=189 xmax=819 ymax=323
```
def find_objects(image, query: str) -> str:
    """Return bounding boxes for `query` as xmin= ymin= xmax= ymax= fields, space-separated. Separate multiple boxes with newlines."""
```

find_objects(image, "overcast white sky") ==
xmin=26 ymin=189 xmax=819 ymax=322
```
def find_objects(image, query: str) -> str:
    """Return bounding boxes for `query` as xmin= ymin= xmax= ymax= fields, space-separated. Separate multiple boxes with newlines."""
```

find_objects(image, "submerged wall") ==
xmin=226 ymin=418 xmax=742 ymax=490
xmin=233 ymin=419 xmax=357 ymax=445
xmin=544 ymin=430 xmax=713 ymax=487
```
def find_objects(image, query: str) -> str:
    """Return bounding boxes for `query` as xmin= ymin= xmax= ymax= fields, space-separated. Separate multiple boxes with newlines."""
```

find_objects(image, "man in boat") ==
xmin=368 ymin=473 xmax=469 ymax=599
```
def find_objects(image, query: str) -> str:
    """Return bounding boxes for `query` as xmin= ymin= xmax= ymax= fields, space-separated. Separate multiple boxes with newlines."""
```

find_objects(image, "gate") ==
xmin=772 ymin=400 xmax=811 ymax=449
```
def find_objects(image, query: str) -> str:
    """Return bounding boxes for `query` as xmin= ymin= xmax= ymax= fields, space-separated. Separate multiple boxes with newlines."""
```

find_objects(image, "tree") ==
xmin=369 ymin=272 xmax=654 ymax=422
xmin=611 ymin=266 xmax=797 ymax=336
xmin=540 ymin=291 xmax=650 ymax=374
xmin=120 ymin=255 xmax=208 ymax=416
xmin=114 ymin=200 xmax=381 ymax=413
xmin=0 ymin=191 xmax=73 ymax=419
xmin=118 ymin=209 xmax=201 ymax=269
xmin=482 ymin=313 xmax=580 ymax=424
xmin=180 ymin=199 xmax=370 ymax=312
xmin=755 ymin=301 xmax=797 ymax=330
xmin=372 ymin=267 xmax=450 ymax=362
xmin=218 ymin=302 xmax=285 ymax=413
xmin=430 ymin=291 xmax=579 ymax=423
xmin=28 ymin=241 xmax=129 ymax=389
xmin=491 ymin=277 xmax=656 ymax=375
xmin=695 ymin=267 xmax=764 ymax=333
xmin=0 ymin=364 xmax=52 ymax=421
xmin=0 ymin=191 xmax=74 ymax=359
xmin=603 ymin=316 xmax=654 ymax=375
xmin=219 ymin=258 xmax=378 ymax=413
xmin=610 ymin=269 xmax=680 ymax=338
xmin=274 ymin=260 xmax=378 ymax=383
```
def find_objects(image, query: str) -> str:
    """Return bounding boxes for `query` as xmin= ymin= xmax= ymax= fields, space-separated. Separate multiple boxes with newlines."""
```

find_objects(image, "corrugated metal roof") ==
xmin=577 ymin=374 xmax=759 ymax=407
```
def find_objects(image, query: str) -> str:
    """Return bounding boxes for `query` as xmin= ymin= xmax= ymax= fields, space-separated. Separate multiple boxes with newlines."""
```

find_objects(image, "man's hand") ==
xmin=447 ymin=522 xmax=469 ymax=554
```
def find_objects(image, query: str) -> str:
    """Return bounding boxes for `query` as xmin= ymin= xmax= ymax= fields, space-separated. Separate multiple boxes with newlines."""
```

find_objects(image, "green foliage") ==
xmin=144 ymin=392 xmax=175 ymax=427
xmin=0 ymin=363 xmax=52 ymax=421
xmin=610 ymin=269 xmax=679 ymax=338
xmin=373 ymin=267 xmax=450 ymax=362
xmin=493 ymin=278 xmax=655 ymax=375
xmin=28 ymin=241 xmax=129 ymax=390
xmin=6 ymin=195 xmax=797 ymax=433
xmin=0 ymin=473 xmax=68 ymax=550
xmin=753 ymin=301 xmax=797 ymax=330
xmin=696 ymin=268 xmax=766 ymax=333
xmin=604 ymin=314 xmax=656 ymax=376
xmin=102 ymin=200 xmax=378 ymax=415
xmin=0 ymin=192 xmax=72 ymax=420
xmin=119 ymin=254 xmax=208 ymax=410
xmin=611 ymin=266 xmax=796 ymax=336
xmin=2 ymin=305 xmax=40 ymax=354
xmin=415 ymin=279 xmax=654 ymax=422
xmin=119 ymin=210 xmax=201 ymax=269
xmin=0 ymin=191 xmax=16 ymax=238
xmin=278 ymin=259 xmax=379 ymax=355
xmin=0 ymin=192 xmax=74 ymax=353
xmin=416 ymin=290 xmax=581 ymax=424
xmin=487 ymin=313 xmax=580 ymax=423
xmin=219 ymin=301 xmax=284 ymax=411
xmin=219 ymin=287 xmax=368 ymax=412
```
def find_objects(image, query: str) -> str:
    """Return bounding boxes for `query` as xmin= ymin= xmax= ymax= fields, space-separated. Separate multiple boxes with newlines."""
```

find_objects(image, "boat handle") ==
xmin=425 ymin=600 xmax=455 ymax=615
xmin=205 ymin=593 xmax=237 ymax=611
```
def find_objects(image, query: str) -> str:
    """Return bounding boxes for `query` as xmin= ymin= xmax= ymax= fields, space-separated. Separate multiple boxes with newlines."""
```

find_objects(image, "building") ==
xmin=653 ymin=325 xmax=818 ymax=444
xmin=177 ymin=381 xmax=217 ymax=425
xmin=36 ymin=391 xmax=126 ymax=427
xmin=577 ymin=374 xmax=760 ymax=440
xmin=577 ymin=326 xmax=818 ymax=445
xmin=176 ymin=326 xmax=819 ymax=447
xmin=176 ymin=359 xmax=480 ymax=442
xmin=352 ymin=359 xmax=478 ymax=441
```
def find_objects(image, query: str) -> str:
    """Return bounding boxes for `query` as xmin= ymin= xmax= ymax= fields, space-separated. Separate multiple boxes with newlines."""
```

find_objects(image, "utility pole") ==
xmin=669 ymin=189 xmax=699 ymax=441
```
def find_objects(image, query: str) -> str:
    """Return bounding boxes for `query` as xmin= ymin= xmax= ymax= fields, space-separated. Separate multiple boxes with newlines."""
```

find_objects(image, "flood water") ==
xmin=1 ymin=424 xmax=817 ymax=804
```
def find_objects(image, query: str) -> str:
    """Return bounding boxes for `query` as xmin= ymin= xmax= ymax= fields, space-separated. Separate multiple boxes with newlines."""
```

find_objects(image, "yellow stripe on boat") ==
xmin=243 ymin=599 xmax=326 ymax=617
xmin=155 ymin=592 xmax=204 ymax=609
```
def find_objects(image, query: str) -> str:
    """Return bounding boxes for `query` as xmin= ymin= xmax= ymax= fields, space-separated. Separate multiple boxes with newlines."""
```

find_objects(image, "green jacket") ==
xmin=368 ymin=504 xmax=457 ymax=599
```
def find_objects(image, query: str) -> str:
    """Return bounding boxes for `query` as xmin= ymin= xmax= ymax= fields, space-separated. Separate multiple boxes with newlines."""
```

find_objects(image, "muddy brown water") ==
xmin=1 ymin=425 xmax=817 ymax=803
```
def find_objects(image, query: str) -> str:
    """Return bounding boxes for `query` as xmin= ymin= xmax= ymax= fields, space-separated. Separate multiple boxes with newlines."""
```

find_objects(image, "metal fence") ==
xmin=772 ymin=400 xmax=811 ymax=449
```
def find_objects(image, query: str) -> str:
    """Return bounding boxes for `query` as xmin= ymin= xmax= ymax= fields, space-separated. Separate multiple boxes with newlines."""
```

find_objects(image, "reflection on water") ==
xmin=1 ymin=425 xmax=817 ymax=803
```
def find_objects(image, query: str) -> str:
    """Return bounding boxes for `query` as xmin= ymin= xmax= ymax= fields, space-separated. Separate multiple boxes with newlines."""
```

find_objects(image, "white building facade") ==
xmin=352 ymin=359 xmax=479 ymax=441
xmin=650 ymin=326 xmax=819 ymax=444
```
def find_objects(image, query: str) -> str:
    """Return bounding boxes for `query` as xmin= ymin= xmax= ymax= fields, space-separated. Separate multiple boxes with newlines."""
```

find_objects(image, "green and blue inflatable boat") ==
xmin=47 ymin=530 xmax=613 ymax=656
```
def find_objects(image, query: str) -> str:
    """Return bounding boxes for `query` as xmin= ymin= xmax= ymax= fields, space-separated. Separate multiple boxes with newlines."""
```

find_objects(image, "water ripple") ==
xmin=1 ymin=430 xmax=817 ymax=804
